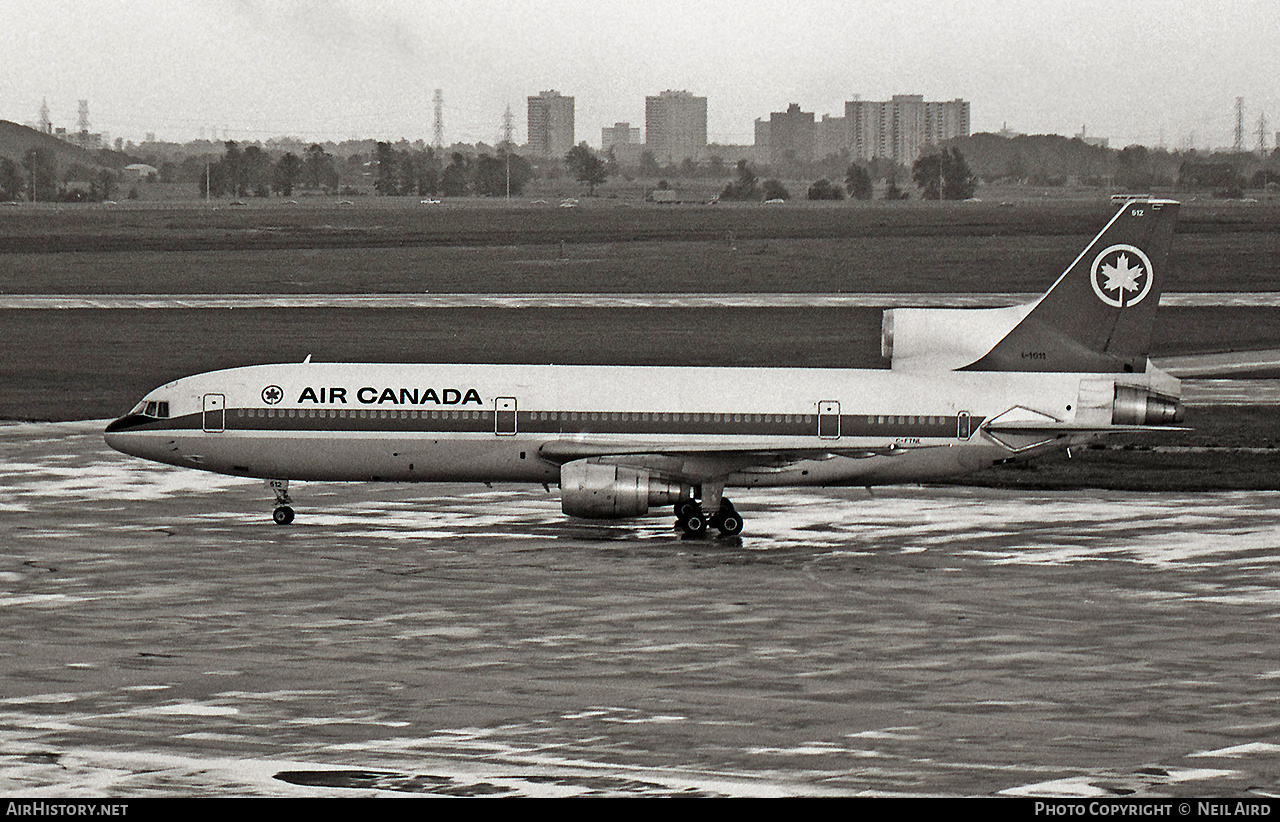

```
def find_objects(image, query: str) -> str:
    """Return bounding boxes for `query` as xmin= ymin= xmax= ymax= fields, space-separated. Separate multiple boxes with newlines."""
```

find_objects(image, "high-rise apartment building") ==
xmin=816 ymin=114 xmax=847 ymax=161
xmin=645 ymin=90 xmax=707 ymax=165
xmin=602 ymin=122 xmax=641 ymax=151
xmin=527 ymin=90 xmax=575 ymax=158
xmin=754 ymin=103 xmax=816 ymax=167
xmin=845 ymin=96 xmax=970 ymax=163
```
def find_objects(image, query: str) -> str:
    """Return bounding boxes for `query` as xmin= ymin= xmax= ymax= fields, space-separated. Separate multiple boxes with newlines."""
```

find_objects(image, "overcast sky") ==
xmin=2 ymin=0 xmax=1277 ymax=151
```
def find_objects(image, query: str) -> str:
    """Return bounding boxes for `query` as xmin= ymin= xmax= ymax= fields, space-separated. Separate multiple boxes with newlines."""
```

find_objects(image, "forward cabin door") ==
xmin=202 ymin=393 xmax=225 ymax=433
xmin=818 ymin=400 xmax=841 ymax=439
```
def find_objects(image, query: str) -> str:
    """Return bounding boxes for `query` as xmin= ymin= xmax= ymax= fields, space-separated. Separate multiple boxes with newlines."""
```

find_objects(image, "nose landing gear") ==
xmin=268 ymin=479 xmax=295 ymax=525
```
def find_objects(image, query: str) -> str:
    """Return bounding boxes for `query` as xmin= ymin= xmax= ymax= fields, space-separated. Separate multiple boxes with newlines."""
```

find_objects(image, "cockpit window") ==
xmin=131 ymin=400 xmax=170 ymax=418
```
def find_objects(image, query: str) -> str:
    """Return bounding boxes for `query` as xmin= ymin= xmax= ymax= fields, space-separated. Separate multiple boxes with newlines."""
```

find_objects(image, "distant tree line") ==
xmin=191 ymin=140 xmax=536 ymax=199
xmin=718 ymin=160 xmax=793 ymax=201
xmin=593 ymin=132 xmax=1280 ymax=201
xmin=9 ymin=128 xmax=1277 ymax=204
xmin=948 ymin=132 xmax=1280 ymax=195
xmin=911 ymin=148 xmax=979 ymax=200
xmin=427 ymin=148 xmax=533 ymax=197
xmin=565 ymin=143 xmax=607 ymax=195
xmin=0 ymin=147 xmax=121 ymax=202
xmin=198 ymin=141 xmax=344 ymax=198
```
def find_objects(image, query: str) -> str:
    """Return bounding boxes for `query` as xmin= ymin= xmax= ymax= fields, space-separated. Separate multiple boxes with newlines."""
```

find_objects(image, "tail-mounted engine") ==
xmin=559 ymin=460 xmax=691 ymax=519
xmin=1112 ymin=385 xmax=1183 ymax=425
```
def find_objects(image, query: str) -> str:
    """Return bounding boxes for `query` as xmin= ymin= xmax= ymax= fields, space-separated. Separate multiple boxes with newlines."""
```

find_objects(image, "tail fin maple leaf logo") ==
xmin=1090 ymin=244 xmax=1154 ymax=307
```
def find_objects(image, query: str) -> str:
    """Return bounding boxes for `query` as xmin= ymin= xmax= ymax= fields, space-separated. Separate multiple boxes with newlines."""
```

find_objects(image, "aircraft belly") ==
xmin=108 ymin=431 xmax=558 ymax=483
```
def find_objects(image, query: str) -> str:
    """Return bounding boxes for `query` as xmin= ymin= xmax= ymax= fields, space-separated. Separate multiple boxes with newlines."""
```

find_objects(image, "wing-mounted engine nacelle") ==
xmin=1113 ymin=385 xmax=1183 ymax=425
xmin=559 ymin=460 xmax=691 ymax=519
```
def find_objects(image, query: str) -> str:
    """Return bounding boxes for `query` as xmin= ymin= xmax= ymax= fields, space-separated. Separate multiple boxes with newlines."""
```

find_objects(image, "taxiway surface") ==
xmin=2 ymin=421 xmax=1279 ymax=797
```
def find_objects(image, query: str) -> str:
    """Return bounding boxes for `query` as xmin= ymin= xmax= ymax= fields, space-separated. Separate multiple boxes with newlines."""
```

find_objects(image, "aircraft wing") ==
xmin=538 ymin=439 xmax=934 ymax=481
xmin=1153 ymin=349 xmax=1280 ymax=377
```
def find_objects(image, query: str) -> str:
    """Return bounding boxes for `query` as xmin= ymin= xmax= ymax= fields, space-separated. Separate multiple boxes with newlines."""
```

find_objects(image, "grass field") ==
xmin=1 ymin=197 xmax=1278 ymax=294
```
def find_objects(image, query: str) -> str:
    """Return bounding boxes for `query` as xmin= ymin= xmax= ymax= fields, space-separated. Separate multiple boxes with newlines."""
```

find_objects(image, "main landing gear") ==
xmin=676 ymin=498 xmax=744 ymax=537
xmin=269 ymin=479 xmax=295 ymax=525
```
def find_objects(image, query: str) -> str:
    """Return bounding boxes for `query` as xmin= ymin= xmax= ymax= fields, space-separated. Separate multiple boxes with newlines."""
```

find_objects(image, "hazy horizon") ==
xmin=3 ymin=0 xmax=1278 ymax=152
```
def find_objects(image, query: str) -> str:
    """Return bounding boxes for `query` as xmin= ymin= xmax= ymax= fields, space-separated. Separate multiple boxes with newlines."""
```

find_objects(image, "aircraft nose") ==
xmin=105 ymin=414 xmax=148 ymax=434
xmin=104 ymin=415 xmax=153 ymax=456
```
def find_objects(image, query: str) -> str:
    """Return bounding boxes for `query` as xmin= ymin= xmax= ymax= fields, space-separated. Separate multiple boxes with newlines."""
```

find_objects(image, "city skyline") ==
xmin=2 ymin=0 xmax=1278 ymax=152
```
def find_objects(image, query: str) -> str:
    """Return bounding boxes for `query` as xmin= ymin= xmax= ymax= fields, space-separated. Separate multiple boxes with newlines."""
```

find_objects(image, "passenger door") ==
xmin=818 ymin=400 xmax=840 ymax=439
xmin=202 ymin=393 xmax=225 ymax=433
xmin=495 ymin=397 xmax=517 ymax=436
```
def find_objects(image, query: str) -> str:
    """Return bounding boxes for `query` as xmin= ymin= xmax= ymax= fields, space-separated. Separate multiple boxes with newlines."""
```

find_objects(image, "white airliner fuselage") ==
xmin=106 ymin=361 xmax=1171 ymax=482
xmin=106 ymin=199 xmax=1186 ymax=534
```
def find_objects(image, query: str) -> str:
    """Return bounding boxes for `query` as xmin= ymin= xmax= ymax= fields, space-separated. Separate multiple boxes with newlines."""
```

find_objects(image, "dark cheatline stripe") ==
xmin=115 ymin=408 xmax=981 ymax=439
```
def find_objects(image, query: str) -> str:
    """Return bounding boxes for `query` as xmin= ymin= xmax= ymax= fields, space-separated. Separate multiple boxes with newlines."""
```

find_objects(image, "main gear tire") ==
xmin=678 ymin=512 xmax=708 ymax=536
xmin=716 ymin=511 xmax=744 ymax=536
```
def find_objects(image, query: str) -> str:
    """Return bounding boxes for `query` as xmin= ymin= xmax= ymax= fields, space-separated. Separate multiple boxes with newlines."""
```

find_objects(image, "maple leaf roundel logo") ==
xmin=1090 ymin=244 xmax=1154 ymax=308
xmin=262 ymin=385 xmax=284 ymax=405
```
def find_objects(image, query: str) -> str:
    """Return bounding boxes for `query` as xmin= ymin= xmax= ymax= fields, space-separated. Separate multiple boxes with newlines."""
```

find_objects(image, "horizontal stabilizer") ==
xmin=1153 ymin=349 xmax=1280 ymax=378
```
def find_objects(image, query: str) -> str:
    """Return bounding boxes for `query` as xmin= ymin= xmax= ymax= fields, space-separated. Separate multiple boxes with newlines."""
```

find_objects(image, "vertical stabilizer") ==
xmin=961 ymin=199 xmax=1179 ymax=373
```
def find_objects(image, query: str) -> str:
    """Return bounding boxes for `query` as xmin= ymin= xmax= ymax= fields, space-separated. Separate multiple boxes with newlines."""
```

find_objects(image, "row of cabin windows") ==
xmin=229 ymin=408 xmax=954 ymax=426
xmin=237 ymin=408 xmax=491 ymax=419
xmin=528 ymin=411 xmax=816 ymax=424
xmin=233 ymin=409 xmax=821 ymax=424
xmin=871 ymin=415 xmax=949 ymax=426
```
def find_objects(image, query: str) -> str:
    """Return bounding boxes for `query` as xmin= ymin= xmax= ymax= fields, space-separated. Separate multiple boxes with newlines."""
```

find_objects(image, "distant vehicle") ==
xmin=532 ymin=199 xmax=547 ymax=205
xmin=108 ymin=199 xmax=1192 ymax=536
xmin=229 ymin=201 xmax=246 ymax=206
xmin=420 ymin=198 xmax=441 ymax=204
xmin=102 ymin=200 xmax=118 ymax=205
xmin=338 ymin=200 xmax=354 ymax=206
xmin=559 ymin=199 xmax=578 ymax=208
xmin=764 ymin=198 xmax=786 ymax=204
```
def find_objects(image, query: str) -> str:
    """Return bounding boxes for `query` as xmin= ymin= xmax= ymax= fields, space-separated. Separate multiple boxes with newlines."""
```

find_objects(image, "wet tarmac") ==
xmin=3 ymin=421 xmax=1280 ymax=797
